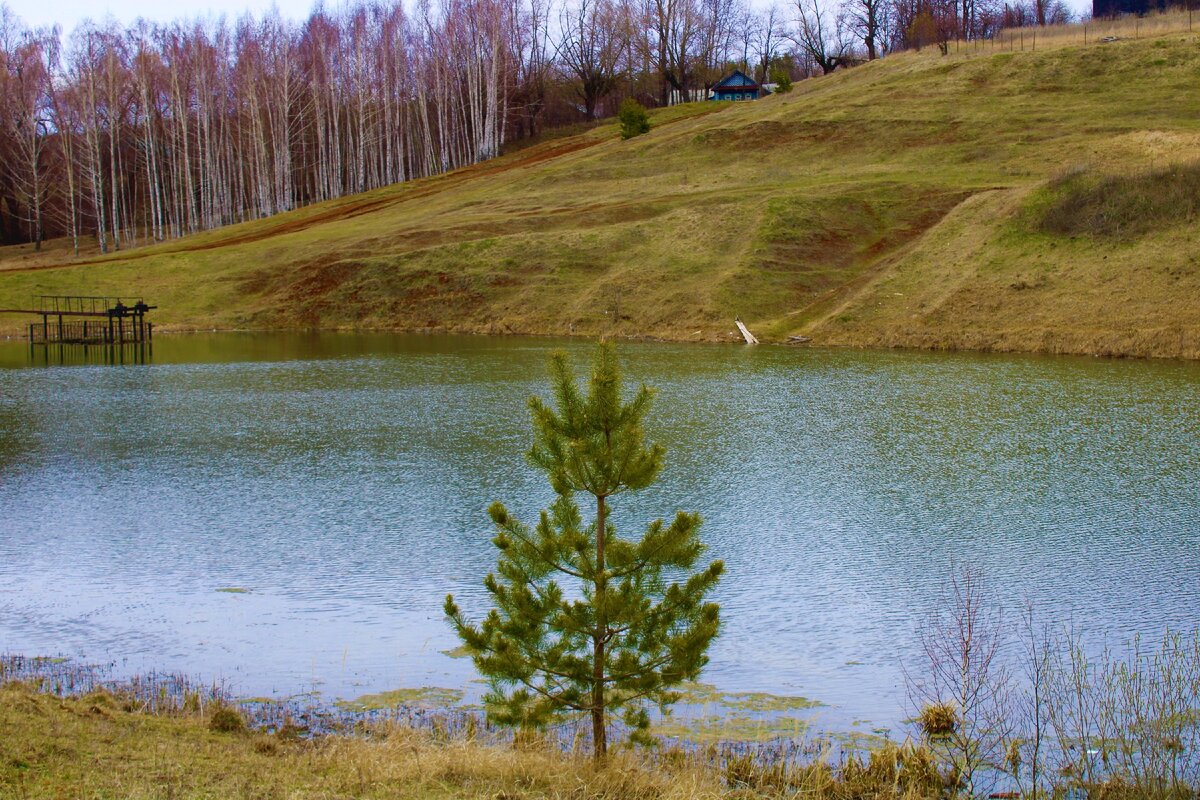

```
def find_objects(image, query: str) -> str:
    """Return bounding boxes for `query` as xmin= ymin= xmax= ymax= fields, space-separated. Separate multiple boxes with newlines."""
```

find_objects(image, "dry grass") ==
xmin=0 ymin=681 xmax=947 ymax=800
xmin=915 ymin=703 xmax=958 ymax=738
xmin=933 ymin=9 xmax=1200 ymax=56
xmin=998 ymin=7 xmax=1199 ymax=50
xmin=1 ymin=33 xmax=1198 ymax=358
xmin=1038 ymin=161 xmax=1200 ymax=238
xmin=0 ymin=681 xmax=721 ymax=799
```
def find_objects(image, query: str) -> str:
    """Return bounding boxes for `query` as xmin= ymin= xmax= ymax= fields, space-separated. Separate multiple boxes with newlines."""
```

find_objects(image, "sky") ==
xmin=9 ymin=0 xmax=1093 ymax=37
xmin=6 ymin=0 xmax=315 ymax=32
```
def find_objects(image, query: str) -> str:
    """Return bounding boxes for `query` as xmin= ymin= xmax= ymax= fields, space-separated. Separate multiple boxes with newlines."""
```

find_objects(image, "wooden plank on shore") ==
xmin=735 ymin=317 xmax=759 ymax=345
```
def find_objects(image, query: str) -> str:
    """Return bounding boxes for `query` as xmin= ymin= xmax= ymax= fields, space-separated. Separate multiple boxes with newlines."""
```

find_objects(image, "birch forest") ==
xmin=0 ymin=0 xmax=1073 ymax=251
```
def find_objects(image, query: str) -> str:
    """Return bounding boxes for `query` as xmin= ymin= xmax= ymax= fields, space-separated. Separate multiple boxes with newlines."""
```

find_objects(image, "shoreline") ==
xmin=0 ymin=654 xmax=868 ymax=749
xmin=2 ymin=323 xmax=1198 ymax=364
xmin=0 ymin=675 xmax=930 ymax=800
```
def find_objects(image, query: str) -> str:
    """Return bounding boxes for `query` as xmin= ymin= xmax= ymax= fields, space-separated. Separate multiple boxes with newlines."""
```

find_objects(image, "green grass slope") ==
xmin=2 ymin=32 xmax=1198 ymax=358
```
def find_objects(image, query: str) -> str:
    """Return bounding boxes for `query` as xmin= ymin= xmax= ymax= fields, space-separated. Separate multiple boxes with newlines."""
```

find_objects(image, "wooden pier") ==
xmin=0 ymin=295 xmax=156 ymax=346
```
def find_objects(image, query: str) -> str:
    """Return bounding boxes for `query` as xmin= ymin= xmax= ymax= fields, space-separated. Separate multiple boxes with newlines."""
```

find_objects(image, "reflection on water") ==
xmin=0 ymin=332 xmax=1198 ymax=730
xmin=17 ymin=342 xmax=154 ymax=368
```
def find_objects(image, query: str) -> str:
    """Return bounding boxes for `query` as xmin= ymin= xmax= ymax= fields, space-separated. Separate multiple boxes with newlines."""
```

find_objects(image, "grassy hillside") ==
xmin=2 ymin=26 xmax=1198 ymax=358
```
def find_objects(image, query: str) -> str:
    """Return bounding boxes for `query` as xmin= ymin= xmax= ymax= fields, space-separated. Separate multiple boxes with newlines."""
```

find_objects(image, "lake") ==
xmin=1 ymin=333 xmax=1197 ymax=733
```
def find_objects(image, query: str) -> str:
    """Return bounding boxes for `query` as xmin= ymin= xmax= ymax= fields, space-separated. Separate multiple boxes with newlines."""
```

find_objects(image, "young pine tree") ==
xmin=618 ymin=99 xmax=650 ymax=139
xmin=445 ymin=343 xmax=723 ymax=760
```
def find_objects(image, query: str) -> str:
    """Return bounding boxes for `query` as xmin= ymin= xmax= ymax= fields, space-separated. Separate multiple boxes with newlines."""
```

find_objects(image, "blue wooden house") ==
xmin=709 ymin=70 xmax=761 ymax=101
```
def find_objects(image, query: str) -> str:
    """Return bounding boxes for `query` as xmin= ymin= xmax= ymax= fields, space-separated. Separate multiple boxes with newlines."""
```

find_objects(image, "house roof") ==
xmin=713 ymin=69 xmax=759 ymax=90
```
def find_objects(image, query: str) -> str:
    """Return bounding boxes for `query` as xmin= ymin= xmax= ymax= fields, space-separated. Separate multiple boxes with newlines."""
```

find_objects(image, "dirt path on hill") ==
xmin=781 ymin=190 xmax=981 ymax=333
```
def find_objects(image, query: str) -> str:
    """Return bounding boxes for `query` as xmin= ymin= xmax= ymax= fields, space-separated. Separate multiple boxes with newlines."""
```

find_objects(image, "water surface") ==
xmin=1 ymin=333 xmax=1197 ymax=730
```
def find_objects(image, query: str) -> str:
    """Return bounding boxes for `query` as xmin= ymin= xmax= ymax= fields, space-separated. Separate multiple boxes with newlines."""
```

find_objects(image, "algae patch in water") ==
xmin=723 ymin=691 xmax=823 ymax=712
xmin=675 ymin=682 xmax=724 ymax=704
xmin=335 ymin=687 xmax=465 ymax=712
xmin=440 ymin=645 xmax=472 ymax=659
xmin=27 ymin=656 xmax=69 ymax=665
xmin=655 ymin=682 xmax=824 ymax=743
xmin=216 ymin=587 xmax=251 ymax=594
xmin=833 ymin=729 xmax=893 ymax=751
xmin=674 ymin=682 xmax=823 ymax=711
xmin=653 ymin=713 xmax=812 ymax=743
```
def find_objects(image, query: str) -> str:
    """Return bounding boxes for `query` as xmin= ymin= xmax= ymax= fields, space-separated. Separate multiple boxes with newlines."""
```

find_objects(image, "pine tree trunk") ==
xmin=592 ymin=493 xmax=608 ymax=761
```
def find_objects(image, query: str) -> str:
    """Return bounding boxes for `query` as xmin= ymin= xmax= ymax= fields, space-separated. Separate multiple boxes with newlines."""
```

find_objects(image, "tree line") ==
xmin=0 ymin=0 xmax=1073 ymax=251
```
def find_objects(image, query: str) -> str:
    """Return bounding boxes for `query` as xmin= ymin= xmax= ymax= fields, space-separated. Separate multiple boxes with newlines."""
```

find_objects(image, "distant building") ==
xmin=709 ymin=70 xmax=763 ymax=101
xmin=1093 ymin=0 xmax=1169 ymax=15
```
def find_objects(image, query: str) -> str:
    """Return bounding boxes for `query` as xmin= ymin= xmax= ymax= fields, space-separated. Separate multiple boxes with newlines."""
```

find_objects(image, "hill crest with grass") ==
xmin=2 ymin=24 xmax=1198 ymax=359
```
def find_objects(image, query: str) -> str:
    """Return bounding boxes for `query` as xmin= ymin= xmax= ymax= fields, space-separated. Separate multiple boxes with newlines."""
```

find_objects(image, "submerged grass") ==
xmin=335 ymin=687 xmax=466 ymax=712
xmin=653 ymin=712 xmax=813 ymax=743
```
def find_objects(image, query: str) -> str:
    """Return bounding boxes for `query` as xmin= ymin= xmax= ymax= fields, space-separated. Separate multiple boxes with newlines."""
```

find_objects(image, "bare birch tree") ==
xmin=908 ymin=566 xmax=1015 ymax=798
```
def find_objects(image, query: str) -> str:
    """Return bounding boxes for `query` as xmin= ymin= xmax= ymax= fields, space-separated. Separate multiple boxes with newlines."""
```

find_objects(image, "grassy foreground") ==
xmin=0 ymin=682 xmax=708 ymax=799
xmin=1 ymin=20 xmax=1199 ymax=358
xmin=0 ymin=681 xmax=940 ymax=800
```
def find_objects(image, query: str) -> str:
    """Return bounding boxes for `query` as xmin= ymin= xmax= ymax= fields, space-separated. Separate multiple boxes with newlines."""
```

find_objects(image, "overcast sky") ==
xmin=7 ymin=0 xmax=312 ymax=32
xmin=9 ymin=0 xmax=1092 ymax=38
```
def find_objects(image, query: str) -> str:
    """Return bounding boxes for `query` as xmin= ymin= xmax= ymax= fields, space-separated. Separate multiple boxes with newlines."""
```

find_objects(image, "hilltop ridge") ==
xmin=2 ymin=30 xmax=1198 ymax=359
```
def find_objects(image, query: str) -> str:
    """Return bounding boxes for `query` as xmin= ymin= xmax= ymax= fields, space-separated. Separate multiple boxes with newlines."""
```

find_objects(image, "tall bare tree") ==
xmin=752 ymin=3 xmax=787 ymax=82
xmin=791 ymin=0 xmax=851 ymax=74
xmin=840 ymin=0 xmax=890 ymax=58
xmin=558 ymin=0 xmax=628 ymax=119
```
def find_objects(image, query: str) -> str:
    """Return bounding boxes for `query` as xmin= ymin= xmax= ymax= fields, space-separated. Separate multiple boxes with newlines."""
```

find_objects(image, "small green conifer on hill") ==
xmin=445 ymin=343 xmax=723 ymax=760
xmin=618 ymin=99 xmax=651 ymax=139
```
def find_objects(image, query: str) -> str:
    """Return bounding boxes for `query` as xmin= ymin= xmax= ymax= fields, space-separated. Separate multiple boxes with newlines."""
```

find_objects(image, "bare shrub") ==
xmin=908 ymin=566 xmax=1015 ymax=797
xmin=1042 ymin=629 xmax=1200 ymax=798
